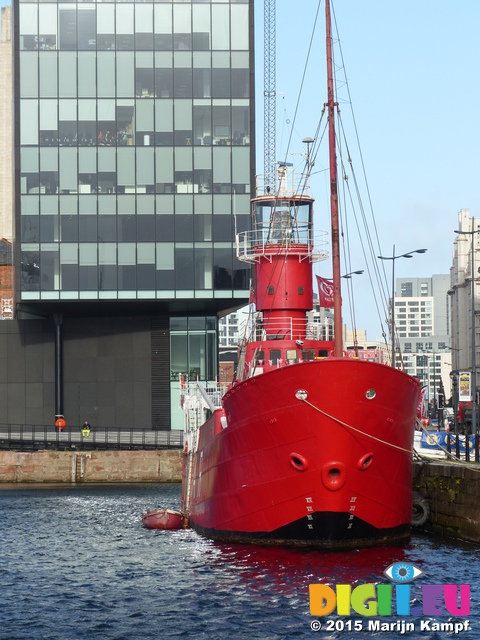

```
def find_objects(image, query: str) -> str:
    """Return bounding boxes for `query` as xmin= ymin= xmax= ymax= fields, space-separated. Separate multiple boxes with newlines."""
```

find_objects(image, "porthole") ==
xmin=365 ymin=389 xmax=376 ymax=400
xmin=295 ymin=389 xmax=308 ymax=400
xmin=289 ymin=452 xmax=309 ymax=472
xmin=358 ymin=452 xmax=374 ymax=470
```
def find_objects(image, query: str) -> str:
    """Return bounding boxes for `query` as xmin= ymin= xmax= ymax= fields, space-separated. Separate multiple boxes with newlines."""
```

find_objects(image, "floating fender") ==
xmin=412 ymin=492 xmax=430 ymax=527
xmin=142 ymin=508 xmax=185 ymax=530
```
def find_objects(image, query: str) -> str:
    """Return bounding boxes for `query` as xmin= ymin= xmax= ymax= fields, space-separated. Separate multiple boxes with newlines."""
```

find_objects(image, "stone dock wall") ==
xmin=0 ymin=449 xmax=183 ymax=484
xmin=413 ymin=460 xmax=480 ymax=545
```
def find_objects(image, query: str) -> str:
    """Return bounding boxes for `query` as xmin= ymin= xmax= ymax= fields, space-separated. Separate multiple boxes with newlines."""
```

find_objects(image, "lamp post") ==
xmin=454 ymin=227 xmax=480 ymax=436
xmin=417 ymin=351 xmax=431 ymax=415
xmin=431 ymin=350 xmax=437 ymax=422
xmin=378 ymin=245 xmax=427 ymax=367
xmin=450 ymin=369 xmax=460 ymax=458
xmin=341 ymin=270 xmax=364 ymax=357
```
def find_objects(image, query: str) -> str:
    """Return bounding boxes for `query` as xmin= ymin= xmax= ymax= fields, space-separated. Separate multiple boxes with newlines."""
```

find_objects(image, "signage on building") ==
xmin=459 ymin=372 xmax=472 ymax=402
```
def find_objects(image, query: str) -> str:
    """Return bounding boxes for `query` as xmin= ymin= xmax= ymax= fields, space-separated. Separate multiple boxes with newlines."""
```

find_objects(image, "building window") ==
xmin=18 ymin=0 xmax=252 ymax=305
xmin=170 ymin=316 xmax=217 ymax=382
xmin=401 ymin=282 xmax=413 ymax=297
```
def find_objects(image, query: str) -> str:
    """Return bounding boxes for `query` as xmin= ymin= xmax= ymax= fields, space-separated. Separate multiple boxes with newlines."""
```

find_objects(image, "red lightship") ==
xmin=180 ymin=0 xmax=420 ymax=549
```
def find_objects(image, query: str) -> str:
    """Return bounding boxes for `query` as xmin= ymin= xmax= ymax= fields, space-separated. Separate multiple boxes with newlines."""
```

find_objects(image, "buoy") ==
xmin=55 ymin=418 xmax=66 ymax=430
xmin=412 ymin=492 xmax=430 ymax=527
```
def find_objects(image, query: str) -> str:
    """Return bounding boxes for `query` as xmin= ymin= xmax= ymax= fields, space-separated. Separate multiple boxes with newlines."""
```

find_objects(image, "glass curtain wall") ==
xmin=18 ymin=0 xmax=251 ymax=302
xmin=170 ymin=315 xmax=217 ymax=429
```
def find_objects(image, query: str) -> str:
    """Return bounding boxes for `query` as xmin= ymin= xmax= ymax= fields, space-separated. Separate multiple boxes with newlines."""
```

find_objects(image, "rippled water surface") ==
xmin=0 ymin=484 xmax=478 ymax=639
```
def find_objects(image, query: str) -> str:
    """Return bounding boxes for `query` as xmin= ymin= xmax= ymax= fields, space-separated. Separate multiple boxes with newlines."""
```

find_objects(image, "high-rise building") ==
xmin=8 ymin=0 xmax=254 ymax=430
xmin=450 ymin=208 xmax=479 ymax=405
xmin=394 ymin=274 xmax=452 ymax=407
xmin=0 ymin=6 xmax=13 ymax=244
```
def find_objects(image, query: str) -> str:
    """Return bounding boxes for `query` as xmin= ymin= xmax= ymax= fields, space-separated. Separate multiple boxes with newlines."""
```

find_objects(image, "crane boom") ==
xmin=264 ymin=0 xmax=276 ymax=188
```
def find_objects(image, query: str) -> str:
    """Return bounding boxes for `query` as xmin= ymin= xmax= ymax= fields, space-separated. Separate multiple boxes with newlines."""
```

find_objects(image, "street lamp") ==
xmin=340 ymin=270 xmax=364 ymax=356
xmin=325 ymin=270 xmax=364 ymax=280
xmin=341 ymin=270 xmax=364 ymax=279
xmin=378 ymin=245 xmax=427 ymax=367
xmin=454 ymin=227 xmax=480 ymax=435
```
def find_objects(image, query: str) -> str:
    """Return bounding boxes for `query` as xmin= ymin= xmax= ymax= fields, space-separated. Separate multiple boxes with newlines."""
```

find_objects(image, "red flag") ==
xmin=316 ymin=275 xmax=334 ymax=308
xmin=249 ymin=280 xmax=255 ymax=304
xmin=416 ymin=386 xmax=428 ymax=421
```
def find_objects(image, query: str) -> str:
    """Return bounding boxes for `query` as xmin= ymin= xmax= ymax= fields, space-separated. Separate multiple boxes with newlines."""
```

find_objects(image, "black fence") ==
xmin=0 ymin=424 xmax=183 ymax=452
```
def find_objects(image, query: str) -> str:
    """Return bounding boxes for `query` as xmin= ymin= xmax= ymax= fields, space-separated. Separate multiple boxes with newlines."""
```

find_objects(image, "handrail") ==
xmin=239 ymin=315 xmax=334 ymax=343
xmin=0 ymin=424 xmax=183 ymax=451
xmin=236 ymin=229 xmax=328 ymax=263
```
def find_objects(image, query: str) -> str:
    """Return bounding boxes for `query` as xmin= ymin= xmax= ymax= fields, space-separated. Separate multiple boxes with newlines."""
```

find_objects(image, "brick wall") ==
xmin=0 ymin=264 xmax=12 ymax=290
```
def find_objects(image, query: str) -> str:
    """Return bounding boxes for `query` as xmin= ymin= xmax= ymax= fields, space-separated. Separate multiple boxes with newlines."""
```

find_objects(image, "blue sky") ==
xmin=255 ymin=0 xmax=480 ymax=338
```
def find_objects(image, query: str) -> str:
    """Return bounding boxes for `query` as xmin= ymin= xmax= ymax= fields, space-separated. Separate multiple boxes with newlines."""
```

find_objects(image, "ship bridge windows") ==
xmin=318 ymin=349 xmax=329 ymax=358
xmin=253 ymin=200 xmax=313 ymax=246
xmin=255 ymin=349 xmax=265 ymax=365
xmin=301 ymin=348 xmax=315 ymax=361
xmin=269 ymin=349 xmax=281 ymax=366
xmin=286 ymin=349 xmax=298 ymax=364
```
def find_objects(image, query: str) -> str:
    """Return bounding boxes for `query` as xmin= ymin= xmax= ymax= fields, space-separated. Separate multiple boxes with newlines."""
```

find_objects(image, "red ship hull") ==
xmin=182 ymin=358 xmax=419 ymax=549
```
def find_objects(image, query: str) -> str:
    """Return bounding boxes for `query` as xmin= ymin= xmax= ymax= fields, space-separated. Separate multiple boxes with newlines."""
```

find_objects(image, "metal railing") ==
xmin=239 ymin=315 xmax=334 ymax=344
xmin=0 ymin=424 xmax=183 ymax=451
xmin=236 ymin=228 xmax=328 ymax=264
xmin=180 ymin=380 xmax=229 ymax=411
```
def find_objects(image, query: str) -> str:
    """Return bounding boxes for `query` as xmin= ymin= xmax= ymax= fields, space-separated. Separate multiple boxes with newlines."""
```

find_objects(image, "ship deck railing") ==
xmin=0 ymin=424 xmax=183 ymax=451
xmin=236 ymin=229 xmax=328 ymax=264
xmin=241 ymin=316 xmax=334 ymax=343
xmin=180 ymin=380 xmax=229 ymax=413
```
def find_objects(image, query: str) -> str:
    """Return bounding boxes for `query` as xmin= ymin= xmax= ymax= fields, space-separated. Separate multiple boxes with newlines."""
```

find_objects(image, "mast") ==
xmin=325 ymin=0 xmax=343 ymax=357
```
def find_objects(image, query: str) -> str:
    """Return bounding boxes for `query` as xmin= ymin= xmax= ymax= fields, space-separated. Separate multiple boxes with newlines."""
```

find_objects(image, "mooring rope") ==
xmin=299 ymin=397 xmax=412 ymax=454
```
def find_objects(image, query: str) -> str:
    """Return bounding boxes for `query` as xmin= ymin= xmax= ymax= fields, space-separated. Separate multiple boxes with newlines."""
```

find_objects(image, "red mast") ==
xmin=325 ymin=0 xmax=343 ymax=357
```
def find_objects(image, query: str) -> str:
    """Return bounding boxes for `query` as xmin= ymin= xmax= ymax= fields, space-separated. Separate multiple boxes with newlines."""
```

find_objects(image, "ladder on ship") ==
xmin=183 ymin=402 xmax=202 ymax=517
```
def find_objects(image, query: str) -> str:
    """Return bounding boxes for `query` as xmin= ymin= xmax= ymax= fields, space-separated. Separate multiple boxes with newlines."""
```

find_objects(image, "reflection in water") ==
xmin=0 ymin=484 xmax=478 ymax=640
xmin=203 ymin=541 xmax=409 ymax=594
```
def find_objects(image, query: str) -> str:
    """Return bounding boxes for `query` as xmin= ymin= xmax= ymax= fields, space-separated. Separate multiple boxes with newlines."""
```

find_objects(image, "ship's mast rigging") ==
xmin=325 ymin=0 xmax=343 ymax=356
xmin=262 ymin=0 xmax=343 ymax=355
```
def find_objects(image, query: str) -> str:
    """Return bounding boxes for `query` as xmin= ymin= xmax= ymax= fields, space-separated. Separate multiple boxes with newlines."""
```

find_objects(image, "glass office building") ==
xmin=12 ymin=0 xmax=254 ymax=430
